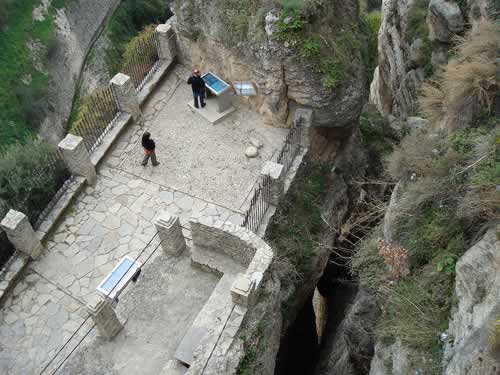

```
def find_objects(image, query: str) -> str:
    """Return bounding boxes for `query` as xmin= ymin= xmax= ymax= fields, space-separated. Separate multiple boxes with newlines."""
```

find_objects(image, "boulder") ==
xmin=431 ymin=42 xmax=450 ymax=66
xmin=409 ymin=38 xmax=426 ymax=67
xmin=406 ymin=116 xmax=430 ymax=131
xmin=249 ymin=137 xmax=263 ymax=149
xmin=427 ymin=0 xmax=464 ymax=42
xmin=245 ymin=146 xmax=259 ymax=158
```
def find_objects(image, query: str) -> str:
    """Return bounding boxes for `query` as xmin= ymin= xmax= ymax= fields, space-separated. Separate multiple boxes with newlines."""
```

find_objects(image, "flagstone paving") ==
xmin=0 ymin=63 xmax=286 ymax=374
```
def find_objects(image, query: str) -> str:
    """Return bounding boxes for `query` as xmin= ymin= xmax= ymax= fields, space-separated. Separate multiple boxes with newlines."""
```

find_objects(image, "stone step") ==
xmin=190 ymin=246 xmax=245 ymax=276
xmin=174 ymin=273 xmax=236 ymax=366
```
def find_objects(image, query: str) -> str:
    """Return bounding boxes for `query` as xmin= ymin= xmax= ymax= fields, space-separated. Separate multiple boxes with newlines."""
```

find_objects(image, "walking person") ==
xmin=141 ymin=132 xmax=159 ymax=166
xmin=187 ymin=69 xmax=206 ymax=108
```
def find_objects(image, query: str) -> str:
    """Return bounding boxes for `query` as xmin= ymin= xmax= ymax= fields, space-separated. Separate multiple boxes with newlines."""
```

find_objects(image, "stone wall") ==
xmin=42 ymin=0 xmax=121 ymax=143
xmin=190 ymin=218 xmax=274 ymax=289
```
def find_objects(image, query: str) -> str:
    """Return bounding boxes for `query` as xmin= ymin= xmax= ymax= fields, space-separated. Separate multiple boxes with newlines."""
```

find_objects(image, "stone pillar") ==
xmin=155 ymin=212 xmax=187 ymax=256
xmin=156 ymin=24 xmax=177 ymax=62
xmin=58 ymin=134 xmax=97 ymax=185
xmin=87 ymin=294 xmax=123 ymax=340
xmin=110 ymin=73 xmax=141 ymax=121
xmin=293 ymin=108 xmax=314 ymax=149
xmin=230 ymin=274 xmax=256 ymax=307
xmin=261 ymin=161 xmax=284 ymax=206
xmin=0 ymin=210 xmax=43 ymax=259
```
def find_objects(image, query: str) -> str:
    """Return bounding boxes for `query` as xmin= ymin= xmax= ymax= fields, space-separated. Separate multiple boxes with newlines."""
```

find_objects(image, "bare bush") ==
xmin=385 ymin=131 xmax=440 ymax=180
xmin=418 ymin=21 xmax=499 ymax=130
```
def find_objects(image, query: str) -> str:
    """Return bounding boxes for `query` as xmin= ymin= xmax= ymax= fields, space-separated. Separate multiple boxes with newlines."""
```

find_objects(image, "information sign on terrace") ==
xmin=202 ymin=72 xmax=231 ymax=95
xmin=232 ymin=82 xmax=257 ymax=96
xmin=96 ymin=256 xmax=142 ymax=302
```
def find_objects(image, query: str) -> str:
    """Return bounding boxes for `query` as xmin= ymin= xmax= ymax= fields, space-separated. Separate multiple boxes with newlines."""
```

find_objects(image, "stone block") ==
xmin=58 ymin=134 xmax=97 ymax=185
xmin=156 ymin=212 xmax=186 ymax=256
xmin=110 ymin=73 xmax=141 ymax=120
xmin=156 ymin=24 xmax=177 ymax=62
xmin=261 ymin=161 xmax=284 ymax=206
xmin=1 ymin=210 xmax=43 ymax=259
xmin=86 ymin=294 xmax=123 ymax=340
xmin=230 ymin=274 xmax=256 ymax=306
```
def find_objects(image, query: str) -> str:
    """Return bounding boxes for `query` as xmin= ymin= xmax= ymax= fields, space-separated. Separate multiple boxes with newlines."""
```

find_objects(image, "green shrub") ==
xmin=407 ymin=0 xmax=430 ymax=42
xmin=301 ymin=37 xmax=321 ymax=59
xmin=277 ymin=9 xmax=305 ymax=33
xmin=361 ymin=11 xmax=382 ymax=83
xmin=0 ymin=138 xmax=68 ymax=225
xmin=319 ymin=59 xmax=344 ymax=89
xmin=360 ymin=109 xmax=395 ymax=156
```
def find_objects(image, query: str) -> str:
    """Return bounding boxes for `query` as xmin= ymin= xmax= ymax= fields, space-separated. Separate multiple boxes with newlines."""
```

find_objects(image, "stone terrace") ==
xmin=0 ymin=64 xmax=288 ymax=374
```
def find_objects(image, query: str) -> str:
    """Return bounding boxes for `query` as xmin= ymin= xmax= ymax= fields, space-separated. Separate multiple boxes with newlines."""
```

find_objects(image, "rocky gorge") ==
xmin=0 ymin=0 xmax=497 ymax=374
xmin=166 ymin=0 xmax=499 ymax=374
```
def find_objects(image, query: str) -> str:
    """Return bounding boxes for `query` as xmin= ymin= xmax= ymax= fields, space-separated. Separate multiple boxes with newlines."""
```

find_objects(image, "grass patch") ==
xmin=398 ymin=205 xmax=465 ymax=270
xmin=266 ymin=160 xmax=328 ymax=282
xmin=0 ymin=0 xmax=67 ymax=146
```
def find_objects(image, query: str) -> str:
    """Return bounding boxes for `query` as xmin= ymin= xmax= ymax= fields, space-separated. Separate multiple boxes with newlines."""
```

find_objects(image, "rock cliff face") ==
xmin=369 ymin=0 xmax=492 ymax=119
xmin=171 ymin=0 xmax=366 ymax=129
xmin=444 ymin=228 xmax=500 ymax=374
xmin=40 ymin=0 xmax=120 ymax=143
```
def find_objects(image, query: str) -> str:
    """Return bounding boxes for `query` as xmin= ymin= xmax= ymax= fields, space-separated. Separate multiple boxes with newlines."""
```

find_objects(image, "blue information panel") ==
xmin=97 ymin=256 xmax=141 ymax=300
xmin=100 ymin=258 xmax=134 ymax=292
xmin=202 ymin=72 xmax=230 ymax=95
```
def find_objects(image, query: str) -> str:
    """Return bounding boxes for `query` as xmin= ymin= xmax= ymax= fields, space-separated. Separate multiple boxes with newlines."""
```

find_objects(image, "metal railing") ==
xmin=242 ymin=175 xmax=272 ymax=233
xmin=122 ymin=30 xmax=161 ymax=90
xmin=276 ymin=126 xmax=301 ymax=177
xmin=70 ymin=85 xmax=121 ymax=153
xmin=12 ymin=150 xmax=71 ymax=230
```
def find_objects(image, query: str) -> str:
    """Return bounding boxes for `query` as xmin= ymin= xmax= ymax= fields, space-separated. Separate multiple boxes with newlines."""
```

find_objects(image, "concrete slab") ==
xmin=58 ymin=253 xmax=219 ymax=375
xmin=187 ymin=99 xmax=236 ymax=125
xmin=118 ymin=65 xmax=289 ymax=211
xmin=174 ymin=273 xmax=236 ymax=366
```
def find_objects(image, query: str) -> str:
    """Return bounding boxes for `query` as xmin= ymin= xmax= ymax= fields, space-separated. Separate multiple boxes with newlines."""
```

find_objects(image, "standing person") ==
xmin=141 ymin=132 xmax=159 ymax=167
xmin=187 ymin=69 xmax=206 ymax=108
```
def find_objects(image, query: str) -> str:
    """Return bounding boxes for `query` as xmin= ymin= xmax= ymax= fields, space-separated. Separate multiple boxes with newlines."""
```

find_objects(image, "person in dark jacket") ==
xmin=141 ymin=132 xmax=159 ymax=166
xmin=187 ymin=69 xmax=206 ymax=108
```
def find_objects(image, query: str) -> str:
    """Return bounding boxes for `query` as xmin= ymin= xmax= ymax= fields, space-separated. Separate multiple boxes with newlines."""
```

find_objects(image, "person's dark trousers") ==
xmin=193 ymin=91 xmax=205 ymax=108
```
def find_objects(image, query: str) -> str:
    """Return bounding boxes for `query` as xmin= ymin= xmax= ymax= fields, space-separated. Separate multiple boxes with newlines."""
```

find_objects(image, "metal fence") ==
xmin=70 ymin=85 xmax=121 ymax=154
xmin=276 ymin=126 xmax=301 ymax=176
xmin=0 ymin=231 xmax=15 ymax=271
xmin=13 ymin=150 xmax=71 ymax=230
xmin=242 ymin=175 xmax=272 ymax=233
xmin=122 ymin=30 xmax=161 ymax=90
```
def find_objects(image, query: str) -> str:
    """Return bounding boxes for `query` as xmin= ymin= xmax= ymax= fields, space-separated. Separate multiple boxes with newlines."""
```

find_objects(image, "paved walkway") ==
xmin=0 ymin=64 xmax=288 ymax=374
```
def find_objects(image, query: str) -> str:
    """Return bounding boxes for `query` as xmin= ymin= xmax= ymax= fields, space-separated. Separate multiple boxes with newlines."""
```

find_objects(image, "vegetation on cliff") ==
xmin=0 ymin=0 xmax=66 ymax=146
xmin=352 ymin=20 xmax=499 ymax=374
